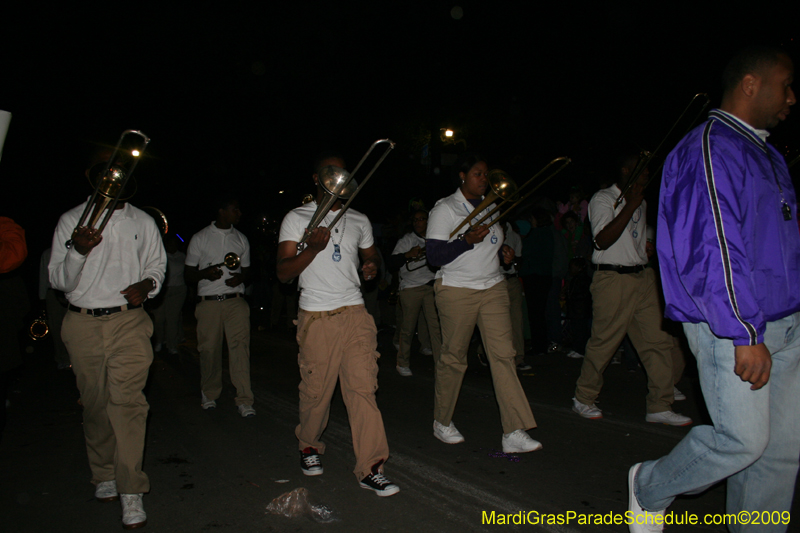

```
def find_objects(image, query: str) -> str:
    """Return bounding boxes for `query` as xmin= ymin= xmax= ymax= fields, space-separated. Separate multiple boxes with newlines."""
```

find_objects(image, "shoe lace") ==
xmin=369 ymin=472 xmax=392 ymax=487
xmin=303 ymin=454 xmax=321 ymax=467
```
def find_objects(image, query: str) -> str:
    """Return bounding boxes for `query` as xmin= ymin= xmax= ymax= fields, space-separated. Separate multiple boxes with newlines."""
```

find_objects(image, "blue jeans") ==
xmin=635 ymin=313 xmax=800 ymax=532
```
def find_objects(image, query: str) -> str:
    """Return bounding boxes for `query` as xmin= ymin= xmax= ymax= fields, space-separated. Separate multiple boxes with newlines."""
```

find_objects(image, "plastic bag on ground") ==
xmin=266 ymin=487 xmax=335 ymax=523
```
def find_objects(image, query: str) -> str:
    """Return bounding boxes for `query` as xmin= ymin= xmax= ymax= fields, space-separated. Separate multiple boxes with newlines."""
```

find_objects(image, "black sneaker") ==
xmin=300 ymin=447 xmax=323 ymax=476
xmin=359 ymin=462 xmax=400 ymax=497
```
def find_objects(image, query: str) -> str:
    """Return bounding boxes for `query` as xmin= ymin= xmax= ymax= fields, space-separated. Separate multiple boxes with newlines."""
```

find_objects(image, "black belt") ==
xmin=198 ymin=293 xmax=242 ymax=302
xmin=68 ymin=303 xmax=141 ymax=317
xmin=596 ymin=264 xmax=647 ymax=275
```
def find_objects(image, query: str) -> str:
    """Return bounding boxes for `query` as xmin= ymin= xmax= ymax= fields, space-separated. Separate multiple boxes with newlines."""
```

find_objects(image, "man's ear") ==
xmin=312 ymin=174 xmax=319 ymax=186
xmin=741 ymin=73 xmax=760 ymax=98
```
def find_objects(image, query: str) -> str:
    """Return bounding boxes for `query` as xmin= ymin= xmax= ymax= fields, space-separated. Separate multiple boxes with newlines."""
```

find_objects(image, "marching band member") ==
xmin=276 ymin=152 xmax=399 ymax=497
xmin=426 ymin=153 xmax=541 ymax=453
xmin=49 ymin=152 xmax=166 ymax=530
xmin=389 ymin=209 xmax=442 ymax=377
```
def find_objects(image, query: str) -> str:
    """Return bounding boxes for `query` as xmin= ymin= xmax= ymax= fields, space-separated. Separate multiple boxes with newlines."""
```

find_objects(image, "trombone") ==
xmin=66 ymin=130 xmax=151 ymax=248
xmin=296 ymin=138 xmax=395 ymax=250
xmin=613 ymin=93 xmax=710 ymax=209
xmin=450 ymin=157 xmax=572 ymax=239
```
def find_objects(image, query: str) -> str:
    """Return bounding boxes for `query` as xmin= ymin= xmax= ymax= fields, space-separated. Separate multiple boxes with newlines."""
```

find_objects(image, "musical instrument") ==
xmin=66 ymin=130 xmax=151 ymax=248
xmin=449 ymin=170 xmax=517 ymax=238
xmin=29 ymin=309 xmax=49 ymax=340
xmin=142 ymin=206 xmax=168 ymax=235
xmin=450 ymin=157 xmax=572 ymax=239
xmin=297 ymin=138 xmax=395 ymax=250
xmin=405 ymin=248 xmax=428 ymax=272
xmin=210 ymin=252 xmax=241 ymax=270
xmin=614 ymin=93 xmax=710 ymax=208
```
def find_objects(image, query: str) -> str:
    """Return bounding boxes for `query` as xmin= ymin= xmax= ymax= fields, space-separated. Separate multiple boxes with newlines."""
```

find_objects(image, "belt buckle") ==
xmin=216 ymin=295 xmax=226 ymax=301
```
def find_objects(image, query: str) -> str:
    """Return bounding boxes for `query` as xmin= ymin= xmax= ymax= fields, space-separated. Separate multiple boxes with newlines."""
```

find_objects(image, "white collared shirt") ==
xmin=278 ymin=203 xmax=373 ymax=311
xmin=427 ymin=187 xmax=504 ymax=290
xmin=185 ymin=222 xmax=251 ymax=297
xmin=392 ymin=232 xmax=435 ymax=290
xmin=49 ymin=200 xmax=166 ymax=308
xmin=589 ymin=184 xmax=648 ymax=267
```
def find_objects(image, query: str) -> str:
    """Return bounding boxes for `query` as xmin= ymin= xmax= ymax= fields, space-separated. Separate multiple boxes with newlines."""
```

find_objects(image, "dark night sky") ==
xmin=1 ymin=2 xmax=798 ymax=266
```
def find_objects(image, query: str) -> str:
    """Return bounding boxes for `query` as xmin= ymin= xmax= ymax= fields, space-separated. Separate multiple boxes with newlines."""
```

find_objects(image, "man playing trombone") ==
xmin=571 ymin=151 xmax=691 ymax=427
xmin=49 ymin=151 xmax=166 ymax=530
xmin=276 ymin=152 xmax=399 ymax=497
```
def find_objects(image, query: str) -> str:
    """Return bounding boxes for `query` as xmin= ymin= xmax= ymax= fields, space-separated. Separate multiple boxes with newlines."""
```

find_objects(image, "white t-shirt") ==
xmin=185 ymin=222 xmax=251 ymax=296
xmin=427 ymin=188 xmax=504 ymax=290
xmin=49 ymin=201 xmax=166 ymax=308
xmin=588 ymin=184 xmax=648 ymax=267
xmin=392 ymin=232 xmax=435 ymax=290
xmin=278 ymin=203 xmax=373 ymax=311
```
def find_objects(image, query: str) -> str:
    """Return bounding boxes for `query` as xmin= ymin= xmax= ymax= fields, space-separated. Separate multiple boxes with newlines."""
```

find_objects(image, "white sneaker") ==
xmin=396 ymin=366 xmax=412 ymax=377
xmin=572 ymin=397 xmax=603 ymax=419
xmin=201 ymin=392 xmax=216 ymax=410
xmin=673 ymin=386 xmax=686 ymax=401
xmin=502 ymin=429 xmax=542 ymax=453
xmin=419 ymin=347 xmax=433 ymax=356
xmin=94 ymin=480 xmax=118 ymax=502
xmin=433 ymin=420 xmax=465 ymax=444
xmin=238 ymin=404 xmax=256 ymax=418
xmin=645 ymin=411 xmax=692 ymax=426
xmin=121 ymin=493 xmax=147 ymax=530
xmin=566 ymin=350 xmax=584 ymax=359
xmin=628 ymin=463 xmax=664 ymax=532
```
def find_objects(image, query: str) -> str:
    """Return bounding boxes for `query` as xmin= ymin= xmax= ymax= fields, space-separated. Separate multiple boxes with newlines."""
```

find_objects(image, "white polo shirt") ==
xmin=588 ymin=184 xmax=648 ymax=267
xmin=427 ymin=188 xmax=504 ymax=290
xmin=49 ymin=200 xmax=166 ymax=308
xmin=279 ymin=203 xmax=373 ymax=312
xmin=392 ymin=232 xmax=435 ymax=290
xmin=185 ymin=222 xmax=251 ymax=297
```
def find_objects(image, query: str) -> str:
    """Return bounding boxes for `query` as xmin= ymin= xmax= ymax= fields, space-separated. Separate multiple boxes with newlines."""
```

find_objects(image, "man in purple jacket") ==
xmin=628 ymin=46 xmax=799 ymax=532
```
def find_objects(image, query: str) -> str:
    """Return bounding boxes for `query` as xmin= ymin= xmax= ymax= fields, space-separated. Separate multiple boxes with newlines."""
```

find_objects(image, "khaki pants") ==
xmin=295 ymin=305 xmax=389 ymax=481
xmin=195 ymin=296 xmax=253 ymax=406
xmin=434 ymin=279 xmax=536 ymax=434
xmin=574 ymin=268 xmax=674 ymax=413
xmin=62 ymin=307 xmax=153 ymax=494
xmin=397 ymin=284 xmax=442 ymax=368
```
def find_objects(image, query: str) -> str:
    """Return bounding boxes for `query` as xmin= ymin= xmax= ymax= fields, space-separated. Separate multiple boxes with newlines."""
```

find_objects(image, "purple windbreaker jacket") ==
xmin=657 ymin=109 xmax=800 ymax=346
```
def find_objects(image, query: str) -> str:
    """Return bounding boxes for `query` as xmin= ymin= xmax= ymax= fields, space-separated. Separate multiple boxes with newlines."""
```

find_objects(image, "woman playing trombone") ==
xmin=425 ymin=153 xmax=541 ymax=453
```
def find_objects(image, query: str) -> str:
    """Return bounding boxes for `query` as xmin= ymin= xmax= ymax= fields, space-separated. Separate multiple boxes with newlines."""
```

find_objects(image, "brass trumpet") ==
xmin=210 ymin=252 xmax=241 ymax=270
xmin=451 ymin=157 xmax=572 ymax=239
xmin=66 ymin=130 xmax=151 ymax=248
xmin=405 ymin=247 xmax=428 ymax=272
xmin=613 ymin=93 xmax=710 ymax=208
xmin=29 ymin=310 xmax=49 ymax=340
xmin=297 ymin=139 xmax=395 ymax=250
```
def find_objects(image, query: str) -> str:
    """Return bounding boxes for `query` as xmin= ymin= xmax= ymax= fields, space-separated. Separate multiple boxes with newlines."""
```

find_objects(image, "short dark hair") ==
xmin=216 ymin=194 xmax=239 ymax=212
xmin=722 ymin=45 xmax=788 ymax=96
xmin=313 ymin=150 xmax=346 ymax=174
xmin=452 ymin=152 xmax=488 ymax=184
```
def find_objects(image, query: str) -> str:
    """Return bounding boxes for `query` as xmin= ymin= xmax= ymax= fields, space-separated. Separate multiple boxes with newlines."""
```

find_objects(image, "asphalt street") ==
xmin=2 ymin=309 xmax=799 ymax=532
